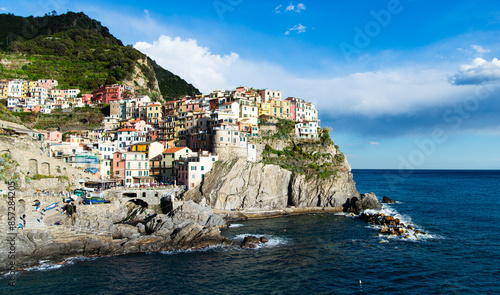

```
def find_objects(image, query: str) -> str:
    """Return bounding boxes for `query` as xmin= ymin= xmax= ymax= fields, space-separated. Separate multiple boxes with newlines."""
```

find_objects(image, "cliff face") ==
xmin=289 ymin=170 xmax=358 ymax=208
xmin=197 ymin=159 xmax=293 ymax=210
xmin=185 ymin=143 xmax=362 ymax=211
xmin=186 ymin=125 xmax=382 ymax=213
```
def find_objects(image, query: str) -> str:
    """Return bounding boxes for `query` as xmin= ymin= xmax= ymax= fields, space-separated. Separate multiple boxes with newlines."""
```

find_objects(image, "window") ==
xmin=201 ymin=166 xmax=204 ymax=171
xmin=220 ymin=137 xmax=223 ymax=142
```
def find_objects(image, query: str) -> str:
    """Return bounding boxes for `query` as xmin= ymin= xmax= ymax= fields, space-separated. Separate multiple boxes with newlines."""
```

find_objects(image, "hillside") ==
xmin=0 ymin=12 xmax=200 ymax=101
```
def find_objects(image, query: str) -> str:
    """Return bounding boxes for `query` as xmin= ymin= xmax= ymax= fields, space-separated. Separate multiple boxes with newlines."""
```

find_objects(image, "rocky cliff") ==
xmin=185 ymin=128 xmax=381 ymax=214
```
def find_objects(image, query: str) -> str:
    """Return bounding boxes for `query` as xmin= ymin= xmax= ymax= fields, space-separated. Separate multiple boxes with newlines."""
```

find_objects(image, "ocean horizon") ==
xmin=3 ymin=169 xmax=499 ymax=294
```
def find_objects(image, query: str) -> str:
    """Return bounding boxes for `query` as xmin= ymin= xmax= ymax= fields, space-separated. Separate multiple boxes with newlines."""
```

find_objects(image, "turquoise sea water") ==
xmin=3 ymin=170 xmax=500 ymax=294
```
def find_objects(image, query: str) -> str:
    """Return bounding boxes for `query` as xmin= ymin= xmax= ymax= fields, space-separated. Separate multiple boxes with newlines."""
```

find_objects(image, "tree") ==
xmin=105 ymin=74 xmax=117 ymax=85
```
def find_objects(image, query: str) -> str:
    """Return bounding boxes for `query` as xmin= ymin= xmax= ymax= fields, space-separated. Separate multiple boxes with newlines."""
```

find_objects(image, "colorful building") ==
xmin=161 ymin=147 xmax=193 ymax=183
xmin=176 ymin=151 xmax=218 ymax=188
xmin=112 ymin=151 xmax=150 ymax=186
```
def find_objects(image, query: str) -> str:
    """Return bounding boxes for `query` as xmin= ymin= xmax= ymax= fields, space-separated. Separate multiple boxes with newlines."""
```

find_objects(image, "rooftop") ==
xmin=163 ymin=146 xmax=188 ymax=154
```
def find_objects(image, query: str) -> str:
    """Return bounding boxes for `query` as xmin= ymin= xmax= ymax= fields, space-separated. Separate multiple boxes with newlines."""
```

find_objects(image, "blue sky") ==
xmin=3 ymin=0 xmax=500 ymax=169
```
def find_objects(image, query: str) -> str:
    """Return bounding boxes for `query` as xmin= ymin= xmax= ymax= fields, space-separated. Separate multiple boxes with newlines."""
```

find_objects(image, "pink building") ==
xmin=176 ymin=151 xmax=218 ymax=188
xmin=124 ymin=119 xmax=148 ymax=132
xmin=112 ymin=152 xmax=126 ymax=185
xmin=37 ymin=79 xmax=58 ymax=91
xmin=91 ymin=84 xmax=135 ymax=104
xmin=285 ymin=97 xmax=297 ymax=121
xmin=82 ymin=94 xmax=92 ymax=104
xmin=47 ymin=131 xmax=62 ymax=142
xmin=185 ymin=99 xmax=205 ymax=112
xmin=236 ymin=86 xmax=249 ymax=93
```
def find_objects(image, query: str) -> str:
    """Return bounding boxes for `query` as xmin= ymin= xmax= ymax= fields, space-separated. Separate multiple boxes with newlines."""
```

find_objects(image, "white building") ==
xmin=259 ymin=89 xmax=282 ymax=102
xmin=115 ymin=128 xmax=145 ymax=150
xmin=295 ymin=121 xmax=319 ymax=139
xmin=8 ymin=79 xmax=25 ymax=98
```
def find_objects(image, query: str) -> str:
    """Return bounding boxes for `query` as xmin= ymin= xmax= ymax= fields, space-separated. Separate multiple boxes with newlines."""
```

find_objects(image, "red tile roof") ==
xmin=118 ymin=128 xmax=137 ymax=132
xmin=163 ymin=147 xmax=188 ymax=154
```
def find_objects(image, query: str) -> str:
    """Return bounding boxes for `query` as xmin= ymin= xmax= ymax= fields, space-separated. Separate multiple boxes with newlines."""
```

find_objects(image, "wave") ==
xmin=363 ymin=204 xmax=440 ymax=242
xmin=156 ymin=245 xmax=227 ymax=255
xmin=228 ymin=223 xmax=244 ymax=228
xmin=23 ymin=257 xmax=90 ymax=272
xmin=231 ymin=233 xmax=290 ymax=249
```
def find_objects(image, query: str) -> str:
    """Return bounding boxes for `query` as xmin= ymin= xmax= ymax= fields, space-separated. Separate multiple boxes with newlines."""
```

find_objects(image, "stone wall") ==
xmin=0 ymin=135 xmax=99 ymax=193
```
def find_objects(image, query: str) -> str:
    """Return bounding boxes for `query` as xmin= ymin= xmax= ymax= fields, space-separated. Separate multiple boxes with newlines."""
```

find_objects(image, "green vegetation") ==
xmin=262 ymin=143 xmax=339 ymax=180
xmin=0 ymin=12 xmax=200 ymax=100
xmin=0 ymin=152 xmax=20 ymax=189
xmin=0 ymin=103 xmax=22 ymax=124
xmin=259 ymin=123 xmax=343 ymax=180
xmin=11 ymin=105 xmax=106 ymax=131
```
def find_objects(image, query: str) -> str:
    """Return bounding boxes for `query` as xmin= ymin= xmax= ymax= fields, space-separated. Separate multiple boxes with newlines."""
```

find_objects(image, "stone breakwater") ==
xmin=0 ymin=199 xmax=232 ymax=272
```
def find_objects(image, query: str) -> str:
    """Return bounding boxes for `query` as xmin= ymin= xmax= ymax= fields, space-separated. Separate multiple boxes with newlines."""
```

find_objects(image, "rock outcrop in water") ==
xmin=0 ymin=200 xmax=232 ymax=271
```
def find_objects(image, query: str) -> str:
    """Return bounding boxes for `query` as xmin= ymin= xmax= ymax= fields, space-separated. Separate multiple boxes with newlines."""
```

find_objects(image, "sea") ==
xmin=2 ymin=169 xmax=500 ymax=294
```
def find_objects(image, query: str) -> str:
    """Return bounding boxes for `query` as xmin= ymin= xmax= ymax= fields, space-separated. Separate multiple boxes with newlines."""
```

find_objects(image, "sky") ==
xmin=3 ymin=0 xmax=500 ymax=169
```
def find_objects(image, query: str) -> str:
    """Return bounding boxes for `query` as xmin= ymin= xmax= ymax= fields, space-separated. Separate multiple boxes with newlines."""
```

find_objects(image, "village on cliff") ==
xmin=1 ymin=79 xmax=321 ymax=189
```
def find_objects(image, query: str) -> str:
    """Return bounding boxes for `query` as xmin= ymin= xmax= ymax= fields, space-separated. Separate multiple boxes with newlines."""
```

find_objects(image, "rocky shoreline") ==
xmin=1 ymin=191 xmax=384 ymax=273
xmin=0 ymin=199 xmax=232 ymax=273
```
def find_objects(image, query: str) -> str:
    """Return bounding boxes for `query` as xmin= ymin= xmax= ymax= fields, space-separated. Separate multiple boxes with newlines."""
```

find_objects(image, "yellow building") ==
xmin=21 ymin=80 xmax=30 ymax=97
xmin=259 ymin=102 xmax=272 ymax=117
xmin=0 ymin=80 xmax=8 ymax=99
xmin=271 ymin=99 xmax=290 ymax=119
xmin=130 ymin=141 xmax=165 ymax=159
xmin=146 ymin=102 xmax=163 ymax=125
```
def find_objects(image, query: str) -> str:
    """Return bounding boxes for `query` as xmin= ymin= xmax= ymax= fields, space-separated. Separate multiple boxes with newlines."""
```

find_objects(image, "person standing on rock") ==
xmin=66 ymin=202 xmax=77 ymax=225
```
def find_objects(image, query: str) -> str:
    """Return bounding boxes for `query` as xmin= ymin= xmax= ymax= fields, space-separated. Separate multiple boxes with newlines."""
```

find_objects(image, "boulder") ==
xmin=170 ymin=201 xmax=225 ymax=227
xmin=241 ymin=236 xmax=261 ymax=249
xmin=343 ymin=193 xmax=382 ymax=214
xmin=112 ymin=224 xmax=139 ymax=240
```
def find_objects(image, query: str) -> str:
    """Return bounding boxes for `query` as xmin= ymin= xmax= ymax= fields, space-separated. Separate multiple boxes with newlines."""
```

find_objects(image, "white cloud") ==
xmin=134 ymin=36 xmax=240 ymax=93
xmin=284 ymin=3 xmax=305 ymax=13
xmin=471 ymin=44 xmax=490 ymax=54
xmin=274 ymin=5 xmax=282 ymax=14
xmin=368 ymin=141 xmax=381 ymax=146
xmin=0 ymin=7 xmax=8 ymax=11
xmin=449 ymin=57 xmax=500 ymax=85
xmin=285 ymin=23 xmax=306 ymax=35
xmin=137 ymin=35 xmax=478 ymax=119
